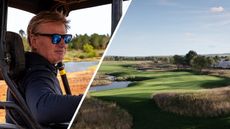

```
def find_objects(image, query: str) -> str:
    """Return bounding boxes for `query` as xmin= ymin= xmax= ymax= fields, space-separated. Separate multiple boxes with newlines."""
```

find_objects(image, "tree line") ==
xmin=104 ymin=56 xmax=173 ymax=62
xmin=19 ymin=29 xmax=110 ymax=52
xmin=68 ymin=33 xmax=110 ymax=50
xmin=172 ymin=50 xmax=221 ymax=72
xmin=104 ymin=50 xmax=230 ymax=73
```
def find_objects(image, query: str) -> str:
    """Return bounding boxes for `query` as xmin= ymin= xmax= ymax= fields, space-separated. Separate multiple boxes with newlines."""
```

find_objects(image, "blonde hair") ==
xmin=27 ymin=11 xmax=70 ymax=45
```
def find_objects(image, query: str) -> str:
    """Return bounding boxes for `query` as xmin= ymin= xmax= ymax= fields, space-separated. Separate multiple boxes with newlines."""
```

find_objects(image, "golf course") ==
xmin=90 ymin=61 xmax=230 ymax=129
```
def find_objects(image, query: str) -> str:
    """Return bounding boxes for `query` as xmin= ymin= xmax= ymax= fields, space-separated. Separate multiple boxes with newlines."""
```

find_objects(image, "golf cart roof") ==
xmin=8 ymin=0 xmax=122 ymax=15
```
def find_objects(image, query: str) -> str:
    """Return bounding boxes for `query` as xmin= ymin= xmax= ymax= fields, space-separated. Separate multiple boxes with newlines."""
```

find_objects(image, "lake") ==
xmin=89 ymin=81 xmax=132 ymax=92
xmin=64 ymin=61 xmax=98 ymax=72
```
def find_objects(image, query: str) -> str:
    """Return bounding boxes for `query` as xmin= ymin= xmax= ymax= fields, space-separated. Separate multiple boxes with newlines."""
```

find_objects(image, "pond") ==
xmin=64 ymin=61 xmax=98 ymax=72
xmin=89 ymin=81 xmax=132 ymax=92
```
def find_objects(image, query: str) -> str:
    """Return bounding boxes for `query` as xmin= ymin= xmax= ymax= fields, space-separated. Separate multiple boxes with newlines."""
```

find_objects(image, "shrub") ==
xmin=91 ymin=79 xmax=112 ymax=86
xmin=152 ymin=87 xmax=230 ymax=117
xmin=79 ymin=54 xmax=86 ymax=59
xmin=83 ymin=43 xmax=94 ymax=53
xmin=87 ymin=51 xmax=97 ymax=58
xmin=115 ymin=75 xmax=135 ymax=81
xmin=72 ymin=97 xmax=133 ymax=129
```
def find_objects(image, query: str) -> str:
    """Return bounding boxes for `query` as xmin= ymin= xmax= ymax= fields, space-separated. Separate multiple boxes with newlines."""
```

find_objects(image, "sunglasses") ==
xmin=34 ymin=33 xmax=72 ymax=44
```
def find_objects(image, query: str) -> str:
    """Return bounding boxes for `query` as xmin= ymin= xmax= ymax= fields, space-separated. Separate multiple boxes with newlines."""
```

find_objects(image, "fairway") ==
xmin=90 ymin=61 xmax=230 ymax=129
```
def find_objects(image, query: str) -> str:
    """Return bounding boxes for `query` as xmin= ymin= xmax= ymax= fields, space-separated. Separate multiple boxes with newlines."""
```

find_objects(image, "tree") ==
xmin=71 ymin=34 xmax=88 ymax=50
xmin=206 ymin=56 xmax=215 ymax=68
xmin=82 ymin=34 xmax=90 ymax=45
xmin=224 ymin=56 xmax=230 ymax=61
xmin=185 ymin=50 xmax=198 ymax=66
xmin=90 ymin=33 xmax=100 ymax=49
xmin=70 ymin=35 xmax=81 ymax=50
xmin=173 ymin=55 xmax=185 ymax=69
xmin=191 ymin=55 xmax=209 ymax=73
xmin=99 ymin=35 xmax=110 ymax=49
xmin=18 ymin=29 xmax=30 ymax=51
xmin=213 ymin=55 xmax=221 ymax=65
xmin=67 ymin=33 xmax=110 ymax=51
xmin=19 ymin=29 xmax=25 ymax=37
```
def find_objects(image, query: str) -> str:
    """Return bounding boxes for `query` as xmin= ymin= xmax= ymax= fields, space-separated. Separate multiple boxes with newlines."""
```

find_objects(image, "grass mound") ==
xmin=153 ymin=86 xmax=230 ymax=117
xmin=91 ymin=74 xmax=113 ymax=86
xmin=71 ymin=97 xmax=133 ymax=129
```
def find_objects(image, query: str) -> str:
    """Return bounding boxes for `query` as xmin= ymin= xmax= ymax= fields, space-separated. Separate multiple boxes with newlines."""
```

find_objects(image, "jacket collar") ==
xmin=25 ymin=52 xmax=57 ymax=75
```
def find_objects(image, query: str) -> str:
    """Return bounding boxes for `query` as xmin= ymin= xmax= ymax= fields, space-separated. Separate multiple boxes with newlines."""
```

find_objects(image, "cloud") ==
xmin=159 ymin=0 xmax=177 ymax=6
xmin=210 ymin=6 xmax=224 ymax=13
xmin=184 ymin=32 xmax=194 ymax=37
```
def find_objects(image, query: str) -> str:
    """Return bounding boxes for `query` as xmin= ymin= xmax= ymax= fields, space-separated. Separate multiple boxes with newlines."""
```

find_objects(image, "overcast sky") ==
xmin=106 ymin=0 xmax=230 ymax=56
xmin=7 ymin=1 xmax=131 ymax=36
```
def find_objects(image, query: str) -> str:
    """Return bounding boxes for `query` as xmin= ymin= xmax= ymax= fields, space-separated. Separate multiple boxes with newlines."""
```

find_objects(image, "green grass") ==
xmin=90 ymin=61 xmax=230 ymax=129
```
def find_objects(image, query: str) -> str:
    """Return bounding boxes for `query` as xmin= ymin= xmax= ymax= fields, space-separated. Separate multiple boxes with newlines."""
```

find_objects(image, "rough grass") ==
xmin=153 ymin=86 xmax=230 ymax=117
xmin=135 ymin=62 xmax=176 ymax=71
xmin=0 ymin=81 xmax=7 ymax=122
xmin=91 ymin=74 xmax=112 ymax=86
xmin=71 ymin=96 xmax=133 ymax=129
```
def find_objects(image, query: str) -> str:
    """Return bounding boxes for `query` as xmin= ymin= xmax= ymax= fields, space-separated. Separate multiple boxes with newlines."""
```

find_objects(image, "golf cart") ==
xmin=0 ymin=0 xmax=128 ymax=128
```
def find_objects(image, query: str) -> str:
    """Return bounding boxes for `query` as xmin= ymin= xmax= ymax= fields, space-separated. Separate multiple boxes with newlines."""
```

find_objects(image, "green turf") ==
xmin=91 ymin=61 xmax=230 ymax=129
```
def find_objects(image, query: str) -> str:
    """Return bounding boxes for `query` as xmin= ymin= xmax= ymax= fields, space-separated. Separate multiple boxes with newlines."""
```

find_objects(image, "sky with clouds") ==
xmin=106 ymin=0 xmax=230 ymax=56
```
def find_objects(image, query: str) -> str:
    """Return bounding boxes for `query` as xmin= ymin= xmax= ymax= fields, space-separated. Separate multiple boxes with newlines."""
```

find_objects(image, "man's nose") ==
xmin=59 ymin=38 xmax=66 ymax=46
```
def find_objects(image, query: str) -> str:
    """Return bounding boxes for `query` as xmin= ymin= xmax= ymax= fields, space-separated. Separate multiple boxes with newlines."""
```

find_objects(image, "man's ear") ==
xmin=30 ymin=35 xmax=38 ymax=50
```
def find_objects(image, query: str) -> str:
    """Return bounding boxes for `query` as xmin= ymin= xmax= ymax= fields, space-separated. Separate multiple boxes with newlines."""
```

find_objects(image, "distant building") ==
xmin=214 ymin=59 xmax=230 ymax=69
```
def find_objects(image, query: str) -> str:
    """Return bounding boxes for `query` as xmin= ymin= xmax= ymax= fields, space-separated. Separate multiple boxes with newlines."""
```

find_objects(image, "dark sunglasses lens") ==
xmin=64 ymin=35 xmax=72 ymax=44
xmin=52 ymin=35 xmax=61 ymax=44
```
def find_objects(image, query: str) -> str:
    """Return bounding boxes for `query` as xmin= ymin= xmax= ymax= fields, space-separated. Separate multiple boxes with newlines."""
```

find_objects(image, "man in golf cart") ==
xmin=6 ymin=11 xmax=82 ymax=128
